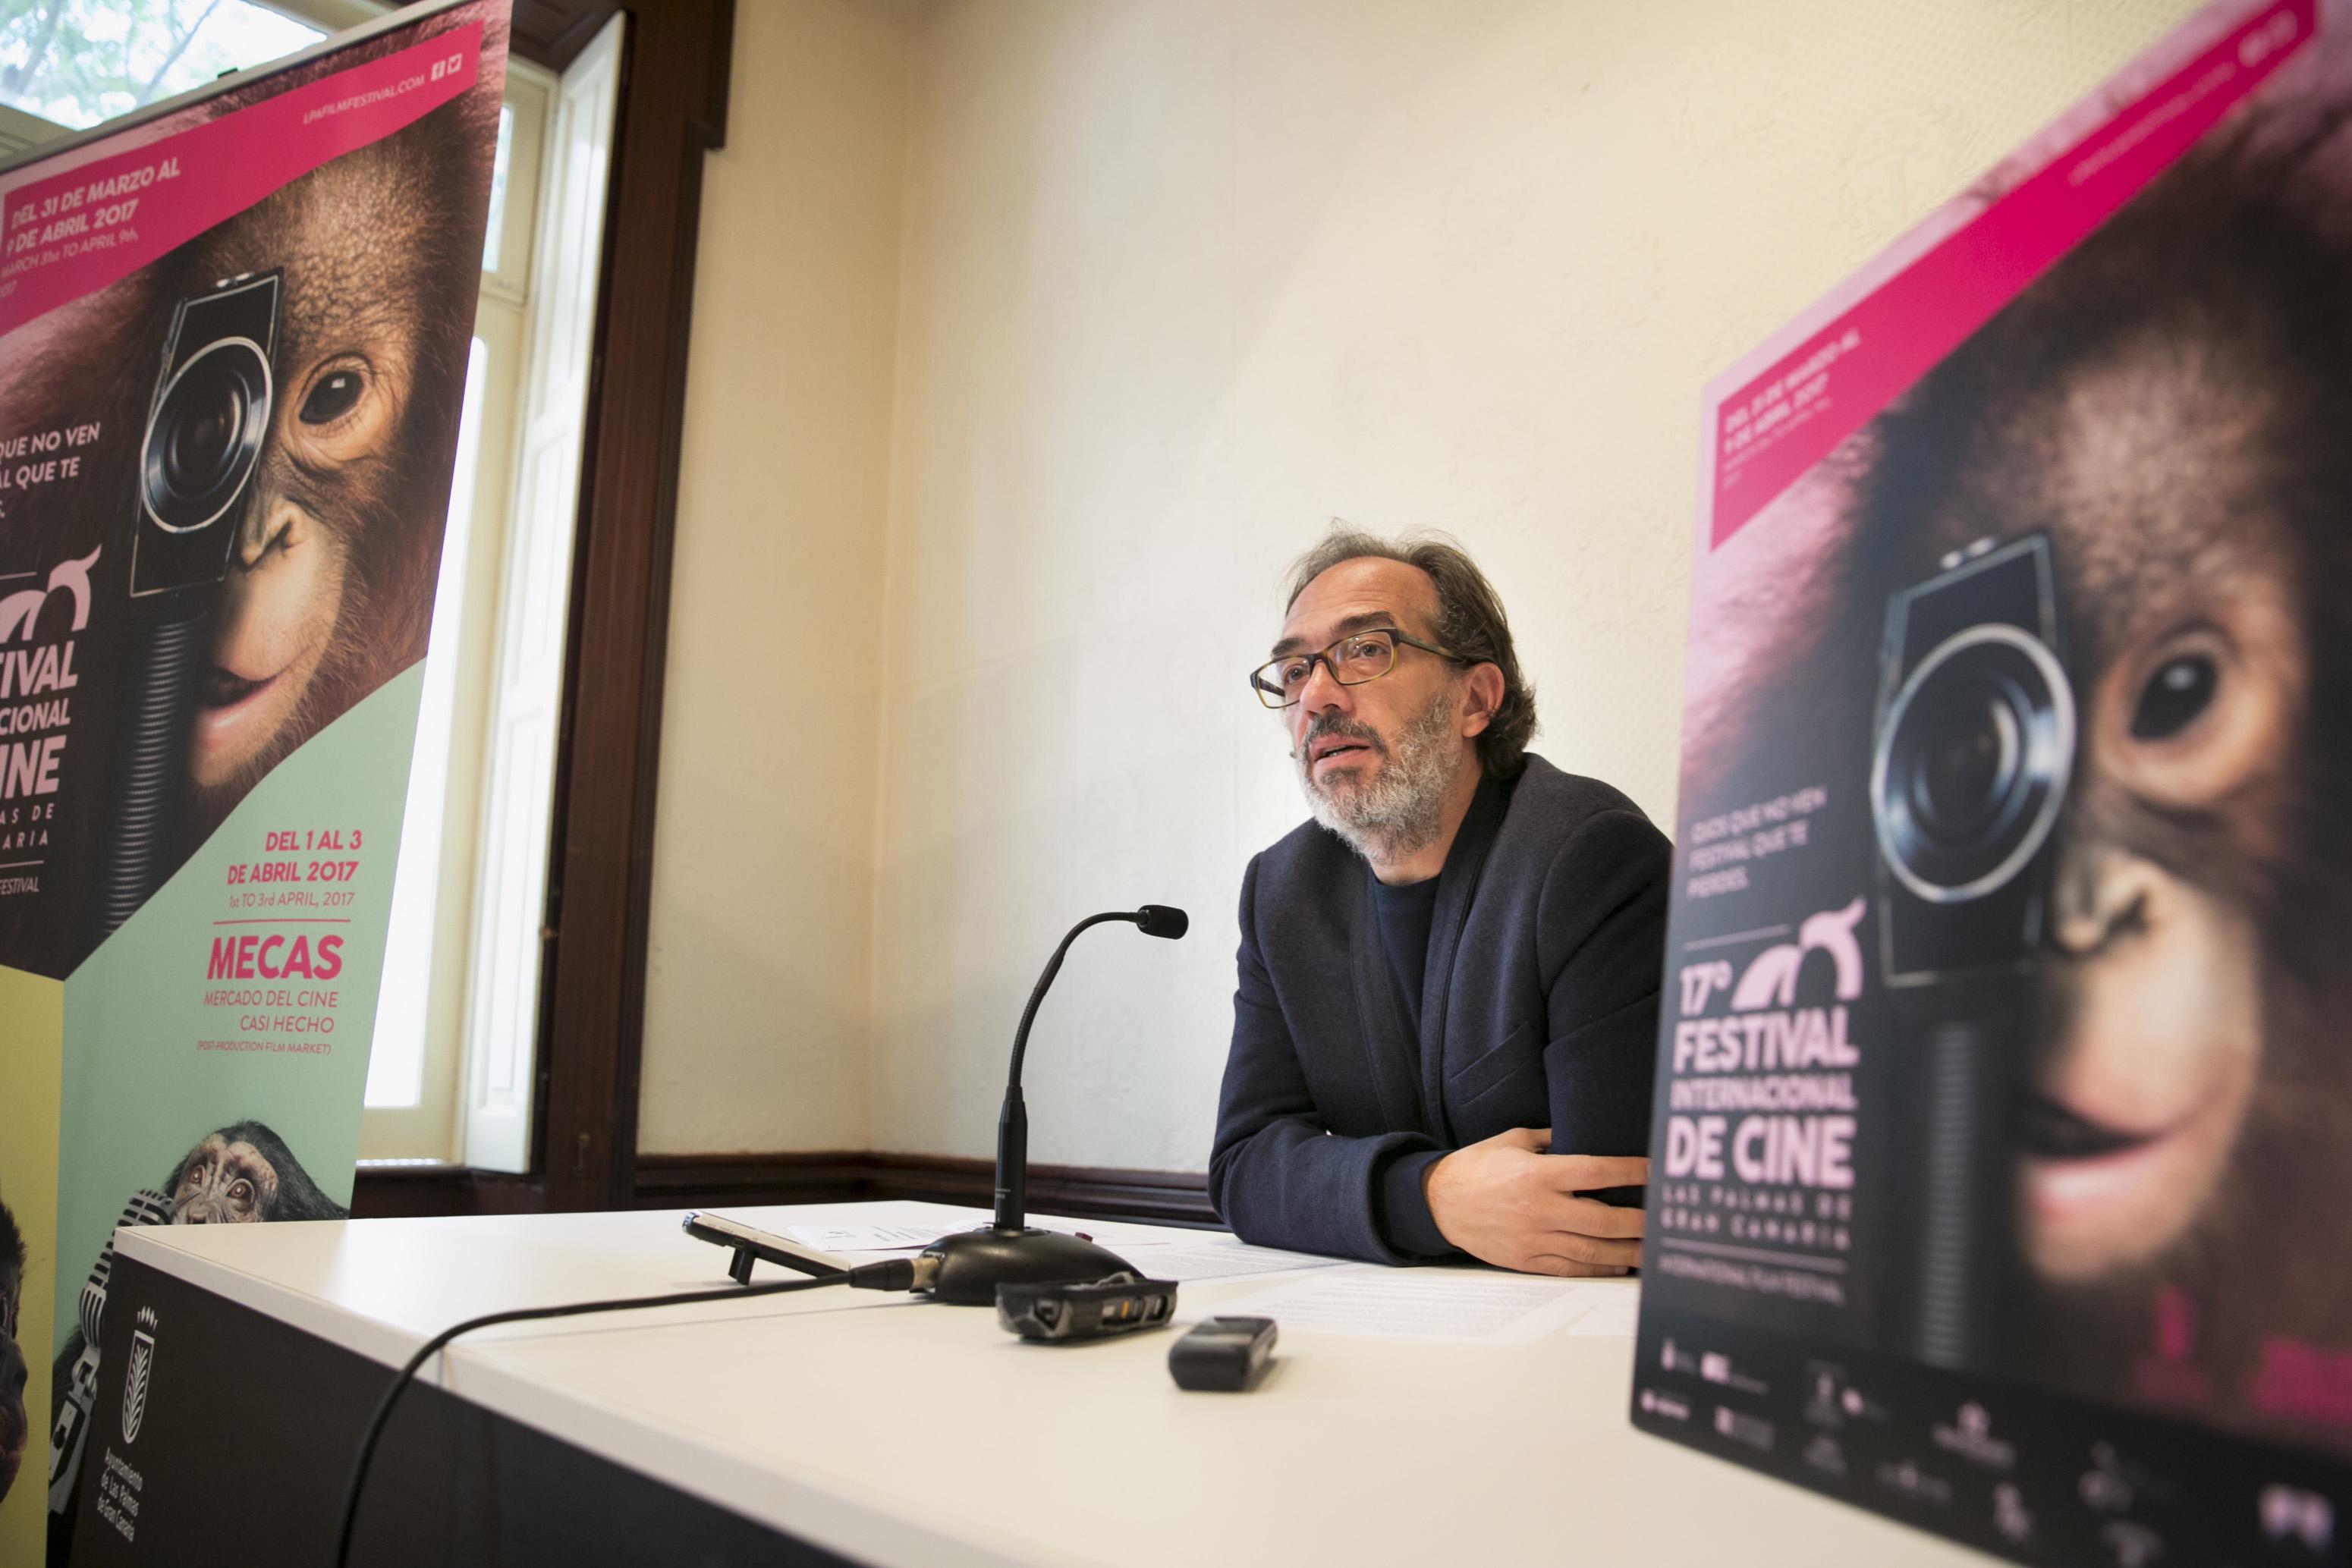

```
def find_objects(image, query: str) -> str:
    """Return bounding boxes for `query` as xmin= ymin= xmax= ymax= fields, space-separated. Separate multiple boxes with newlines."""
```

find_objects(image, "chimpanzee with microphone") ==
xmin=46 ymin=1122 xmax=347 ymax=1557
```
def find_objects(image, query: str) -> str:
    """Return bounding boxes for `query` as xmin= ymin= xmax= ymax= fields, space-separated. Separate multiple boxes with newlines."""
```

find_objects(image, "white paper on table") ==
xmin=772 ymin=1221 xmax=1344 ymax=1284
xmin=1105 ymin=1236 xmax=1344 ymax=1283
xmin=1205 ymin=1268 xmax=1640 ymax=1345
xmin=778 ymin=1220 xmax=1131 ymax=1254
xmin=1561 ymin=1283 xmax=1642 ymax=1337
xmin=779 ymin=1222 xmax=959 ymax=1252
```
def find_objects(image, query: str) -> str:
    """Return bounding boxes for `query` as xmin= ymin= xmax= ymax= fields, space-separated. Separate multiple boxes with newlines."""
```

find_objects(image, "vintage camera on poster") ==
xmin=130 ymin=272 xmax=280 ymax=598
xmin=1869 ymin=534 xmax=2073 ymax=985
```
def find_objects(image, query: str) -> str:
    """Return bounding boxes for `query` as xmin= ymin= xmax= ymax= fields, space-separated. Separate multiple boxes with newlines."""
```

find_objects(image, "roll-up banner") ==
xmin=0 ymin=3 xmax=508 ymax=1557
xmin=1634 ymin=1 xmax=2352 ymax=1562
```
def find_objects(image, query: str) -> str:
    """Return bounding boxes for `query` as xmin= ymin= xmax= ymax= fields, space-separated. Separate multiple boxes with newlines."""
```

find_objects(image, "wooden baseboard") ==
xmin=355 ymin=1151 xmax=1218 ymax=1229
xmin=348 ymin=1164 xmax=552 ymax=1219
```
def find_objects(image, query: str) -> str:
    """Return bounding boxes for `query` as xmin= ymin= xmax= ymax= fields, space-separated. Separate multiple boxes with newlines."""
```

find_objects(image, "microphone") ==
xmin=917 ymin=906 xmax=1188 ymax=1305
xmin=1135 ymin=905 xmax=1188 ymax=939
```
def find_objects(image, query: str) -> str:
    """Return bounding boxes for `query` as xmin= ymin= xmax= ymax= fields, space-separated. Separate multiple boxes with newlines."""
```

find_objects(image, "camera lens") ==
xmin=163 ymin=362 xmax=247 ymax=495
xmin=142 ymin=338 xmax=271 ymax=533
xmin=1872 ymin=626 xmax=2073 ymax=903
xmin=1907 ymin=674 xmax=2021 ymax=843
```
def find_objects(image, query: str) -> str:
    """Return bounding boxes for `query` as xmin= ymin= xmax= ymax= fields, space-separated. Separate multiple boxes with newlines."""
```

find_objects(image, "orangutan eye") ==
xmin=299 ymin=367 xmax=365 ymax=426
xmin=2130 ymin=653 xmax=2218 ymax=740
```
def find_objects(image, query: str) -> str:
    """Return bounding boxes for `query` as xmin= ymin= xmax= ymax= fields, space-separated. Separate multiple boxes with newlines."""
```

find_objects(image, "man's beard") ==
xmin=1294 ymin=689 xmax=1461 ymax=860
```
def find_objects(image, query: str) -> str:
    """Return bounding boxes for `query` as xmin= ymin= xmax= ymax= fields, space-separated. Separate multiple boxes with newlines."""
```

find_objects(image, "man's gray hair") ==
xmin=1282 ymin=526 xmax=1537 ymax=777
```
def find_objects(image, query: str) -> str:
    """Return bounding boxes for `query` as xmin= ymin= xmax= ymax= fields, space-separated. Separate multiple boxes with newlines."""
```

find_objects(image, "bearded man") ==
xmin=1208 ymin=531 xmax=1671 ymax=1272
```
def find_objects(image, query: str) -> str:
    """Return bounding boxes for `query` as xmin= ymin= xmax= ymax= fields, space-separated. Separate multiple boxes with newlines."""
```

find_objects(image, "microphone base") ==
xmin=918 ymin=1227 xmax=1140 ymax=1306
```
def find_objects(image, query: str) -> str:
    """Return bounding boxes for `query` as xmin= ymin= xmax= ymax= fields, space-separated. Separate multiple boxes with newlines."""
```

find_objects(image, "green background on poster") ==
xmin=49 ymin=667 xmax=421 ymax=1346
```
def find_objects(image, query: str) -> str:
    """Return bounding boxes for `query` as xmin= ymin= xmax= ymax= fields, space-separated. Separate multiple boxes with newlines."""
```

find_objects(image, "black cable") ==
xmin=331 ymin=1257 xmax=915 ymax=1567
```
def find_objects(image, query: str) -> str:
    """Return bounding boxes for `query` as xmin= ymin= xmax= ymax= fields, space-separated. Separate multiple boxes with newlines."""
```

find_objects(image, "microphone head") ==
xmin=1134 ymin=904 xmax=1189 ymax=940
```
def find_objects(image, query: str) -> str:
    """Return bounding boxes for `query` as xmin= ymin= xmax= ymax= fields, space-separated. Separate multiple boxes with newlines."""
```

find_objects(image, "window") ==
xmin=357 ymin=66 xmax=549 ymax=1158
xmin=362 ymin=19 xmax=621 ymax=1171
xmin=0 ymin=0 xmax=322 ymax=130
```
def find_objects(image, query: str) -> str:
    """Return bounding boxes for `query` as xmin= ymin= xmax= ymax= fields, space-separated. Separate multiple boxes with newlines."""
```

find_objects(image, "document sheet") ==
xmin=777 ymin=1223 xmax=1344 ymax=1283
xmin=1208 ymin=1269 xmax=1642 ymax=1345
xmin=1112 ymin=1236 xmax=1345 ymax=1282
xmin=781 ymin=1222 xmax=957 ymax=1252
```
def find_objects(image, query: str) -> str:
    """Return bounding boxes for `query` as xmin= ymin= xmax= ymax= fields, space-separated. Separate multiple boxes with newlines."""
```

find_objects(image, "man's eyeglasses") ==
xmin=1249 ymin=627 xmax=1467 ymax=709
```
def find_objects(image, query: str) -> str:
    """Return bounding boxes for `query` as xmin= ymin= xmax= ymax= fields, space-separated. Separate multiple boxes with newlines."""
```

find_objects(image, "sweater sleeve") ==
xmin=1373 ymin=1148 xmax=1457 ymax=1258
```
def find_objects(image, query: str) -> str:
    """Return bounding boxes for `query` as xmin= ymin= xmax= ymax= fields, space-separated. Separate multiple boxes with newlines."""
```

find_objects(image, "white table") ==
xmin=81 ymin=1199 xmax=1983 ymax=1566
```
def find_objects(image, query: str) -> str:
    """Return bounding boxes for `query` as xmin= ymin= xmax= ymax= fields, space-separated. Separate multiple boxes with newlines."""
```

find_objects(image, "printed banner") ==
xmin=1635 ymin=2 xmax=2352 ymax=1563
xmin=0 ymin=4 xmax=509 ymax=1560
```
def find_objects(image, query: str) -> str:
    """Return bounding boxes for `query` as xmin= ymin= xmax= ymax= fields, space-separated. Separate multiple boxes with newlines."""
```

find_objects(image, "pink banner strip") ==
xmin=0 ymin=22 xmax=483 ymax=338
xmin=1706 ymin=0 xmax=2313 ymax=551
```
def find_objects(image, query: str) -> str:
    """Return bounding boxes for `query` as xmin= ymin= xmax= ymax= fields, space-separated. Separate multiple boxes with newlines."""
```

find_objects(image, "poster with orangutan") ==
xmin=1631 ymin=1 xmax=2351 ymax=1561
xmin=0 ymin=2 xmax=507 ymax=1559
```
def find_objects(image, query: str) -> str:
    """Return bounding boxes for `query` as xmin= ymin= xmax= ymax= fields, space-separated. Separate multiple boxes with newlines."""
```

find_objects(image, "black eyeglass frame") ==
xmin=1249 ymin=627 xmax=1470 ymax=709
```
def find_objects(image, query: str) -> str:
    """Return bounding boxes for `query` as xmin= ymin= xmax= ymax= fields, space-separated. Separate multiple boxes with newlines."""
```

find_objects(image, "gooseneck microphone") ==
xmin=919 ymin=905 xmax=1188 ymax=1305
xmin=997 ymin=905 xmax=1188 ymax=1229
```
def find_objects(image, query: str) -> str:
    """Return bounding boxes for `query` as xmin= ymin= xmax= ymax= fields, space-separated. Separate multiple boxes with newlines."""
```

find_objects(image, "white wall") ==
xmin=647 ymin=0 xmax=2204 ymax=1164
xmin=637 ymin=0 xmax=909 ymax=1153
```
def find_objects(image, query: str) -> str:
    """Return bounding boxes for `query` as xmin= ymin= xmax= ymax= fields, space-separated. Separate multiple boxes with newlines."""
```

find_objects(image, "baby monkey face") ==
xmin=1940 ymin=329 xmax=2309 ymax=1286
xmin=170 ymin=1133 xmax=281 ymax=1223
xmin=187 ymin=131 xmax=461 ymax=793
xmin=194 ymin=330 xmax=414 ymax=790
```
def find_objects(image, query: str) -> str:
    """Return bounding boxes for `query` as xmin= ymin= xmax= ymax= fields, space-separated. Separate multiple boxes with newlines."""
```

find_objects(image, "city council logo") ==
xmin=121 ymin=1307 xmax=157 ymax=1446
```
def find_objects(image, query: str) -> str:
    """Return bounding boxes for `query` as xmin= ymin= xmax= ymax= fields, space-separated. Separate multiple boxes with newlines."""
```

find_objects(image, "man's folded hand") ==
xmin=1423 ymin=1127 xmax=1646 ymax=1277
